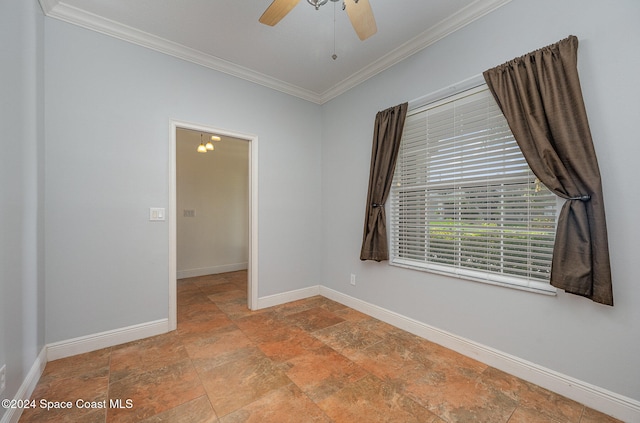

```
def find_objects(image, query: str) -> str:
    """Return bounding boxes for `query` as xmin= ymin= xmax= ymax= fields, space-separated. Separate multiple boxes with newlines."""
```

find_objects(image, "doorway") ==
xmin=168 ymin=120 xmax=259 ymax=331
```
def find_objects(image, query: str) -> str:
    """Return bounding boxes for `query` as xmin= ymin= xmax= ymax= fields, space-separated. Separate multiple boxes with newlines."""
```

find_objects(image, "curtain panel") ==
xmin=483 ymin=35 xmax=613 ymax=305
xmin=360 ymin=102 xmax=408 ymax=262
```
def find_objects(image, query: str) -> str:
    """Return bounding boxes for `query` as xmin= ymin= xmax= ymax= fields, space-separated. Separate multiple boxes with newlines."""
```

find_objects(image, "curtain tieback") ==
xmin=568 ymin=194 xmax=591 ymax=201
xmin=372 ymin=203 xmax=385 ymax=208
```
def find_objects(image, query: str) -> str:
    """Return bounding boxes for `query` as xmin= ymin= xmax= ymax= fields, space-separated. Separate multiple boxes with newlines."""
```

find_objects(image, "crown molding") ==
xmin=319 ymin=0 xmax=511 ymax=103
xmin=40 ymin=0 xmax=511 ymax=105
xmin=40 ymin=1 xmax=322 ymax=103
xmin=38 ymin=0 xmax=57 ymax=15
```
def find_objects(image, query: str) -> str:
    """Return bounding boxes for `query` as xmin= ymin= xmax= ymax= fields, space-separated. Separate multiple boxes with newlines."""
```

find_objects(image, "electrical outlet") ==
xmin=0 ymin=364 xmax=6 ymax=395
xmin=350 ymin=273 xmax=356 ymax=286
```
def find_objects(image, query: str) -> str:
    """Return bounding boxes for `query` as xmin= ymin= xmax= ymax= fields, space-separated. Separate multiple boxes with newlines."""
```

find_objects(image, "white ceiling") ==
xmin=39 ymin=0 xmax=510 ymax=103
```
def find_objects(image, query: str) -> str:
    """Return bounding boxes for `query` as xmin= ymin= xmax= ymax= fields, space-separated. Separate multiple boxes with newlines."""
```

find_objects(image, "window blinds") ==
xmin=389 ymin=86 xmax=557 ymax=292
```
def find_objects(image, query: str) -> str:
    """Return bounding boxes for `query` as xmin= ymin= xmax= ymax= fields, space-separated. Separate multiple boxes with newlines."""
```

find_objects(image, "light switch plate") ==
xmin=149 ymin=207 xmax=166 ymax=221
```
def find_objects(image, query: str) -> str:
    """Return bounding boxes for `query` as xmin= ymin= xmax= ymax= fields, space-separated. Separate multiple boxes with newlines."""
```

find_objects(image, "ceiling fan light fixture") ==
xmin=307 ymin=0 xmax=328 ymax=10
xmin=260 ymin=0 xmax=376 ymax=41
xmin=306 ymin=0 xmax=342 ymax=10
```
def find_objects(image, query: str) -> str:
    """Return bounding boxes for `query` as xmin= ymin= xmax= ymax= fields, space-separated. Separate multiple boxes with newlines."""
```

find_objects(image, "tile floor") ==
xmin=18 ymin=271 xmax=622 ymax=422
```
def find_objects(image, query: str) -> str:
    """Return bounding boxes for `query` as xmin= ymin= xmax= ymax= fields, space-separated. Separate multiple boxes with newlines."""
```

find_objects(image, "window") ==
xmin=389 ymin=85 xmax=558 ymax=294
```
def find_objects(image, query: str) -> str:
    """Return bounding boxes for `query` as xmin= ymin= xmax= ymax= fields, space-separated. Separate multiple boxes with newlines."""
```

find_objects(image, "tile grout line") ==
xmin=21 ymin=272 xmax=622 ymax=423
xmin=184 ymin=279 xmax=223 ymax=421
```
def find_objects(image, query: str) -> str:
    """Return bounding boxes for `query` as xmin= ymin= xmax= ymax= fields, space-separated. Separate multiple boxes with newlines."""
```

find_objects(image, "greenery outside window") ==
xmin=389 ymin=85 xmax=558 ymax=294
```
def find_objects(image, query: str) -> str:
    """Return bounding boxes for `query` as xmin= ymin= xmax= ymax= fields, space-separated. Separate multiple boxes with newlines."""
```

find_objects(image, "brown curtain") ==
xmin=483 ymin=35 xmax=613 ymax=305
xmin=360 ymin=102 xmax=408 ymax=261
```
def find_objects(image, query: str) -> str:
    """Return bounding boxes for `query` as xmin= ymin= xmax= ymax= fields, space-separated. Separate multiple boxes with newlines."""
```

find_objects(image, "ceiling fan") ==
xmin=259 ymin=0 xmax=377 ymax=41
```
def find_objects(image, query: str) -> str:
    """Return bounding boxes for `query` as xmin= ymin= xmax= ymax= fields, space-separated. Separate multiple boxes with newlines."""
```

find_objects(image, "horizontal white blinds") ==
xmin=390 ymin=86 xmax=557 ymax=287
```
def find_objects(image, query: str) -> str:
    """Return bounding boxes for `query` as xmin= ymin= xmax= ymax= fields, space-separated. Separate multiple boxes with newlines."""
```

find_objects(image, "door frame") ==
xmin=168 ymin=120 xmax=259 ymax=330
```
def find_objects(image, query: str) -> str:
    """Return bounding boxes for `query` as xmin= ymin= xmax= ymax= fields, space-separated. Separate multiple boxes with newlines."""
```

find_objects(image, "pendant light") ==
xmin=205 ymin=137 xmax=215 ymax=151
xmin=197 ymin=133 xmax=207 ymax=153
xmin=196 ymin=133 xmax=221 ymax=153
xmin=207 ymin=135 xmax=221 ymax=151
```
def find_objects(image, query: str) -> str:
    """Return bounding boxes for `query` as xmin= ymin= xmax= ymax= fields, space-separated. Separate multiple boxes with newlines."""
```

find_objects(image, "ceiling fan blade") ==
xmin=344 ymin=0 xmax=377 ymax=40
xmin=259 ymin=0 xmax=300 ymax=26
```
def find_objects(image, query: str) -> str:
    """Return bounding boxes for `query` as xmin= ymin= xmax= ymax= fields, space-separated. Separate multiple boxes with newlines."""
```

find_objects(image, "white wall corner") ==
xmin=0 ymin=348 xmax=47 ymax=423
xmin=319 ymin=286 xmax=640 ymax=423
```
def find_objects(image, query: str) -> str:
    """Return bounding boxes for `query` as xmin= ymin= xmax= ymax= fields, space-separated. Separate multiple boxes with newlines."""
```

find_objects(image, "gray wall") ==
xmin=3 ymin=0 xmax=638 ymax=412
xmin=43 ymin=18 xmax=323 ymax=343
xmin=0 ymin=0 xmax=45 ymax=414
xmin=321 ymin=0 xmax=640 ymax=401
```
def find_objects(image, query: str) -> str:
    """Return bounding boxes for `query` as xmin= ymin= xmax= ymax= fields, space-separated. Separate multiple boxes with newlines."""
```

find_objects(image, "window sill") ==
xmin=390 ymin=258 xmax=557 ymax=296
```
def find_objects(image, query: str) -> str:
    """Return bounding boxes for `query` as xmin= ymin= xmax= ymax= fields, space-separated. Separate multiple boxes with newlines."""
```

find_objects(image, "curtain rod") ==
xmin=408 ymin=74 xmax=485 ymax=110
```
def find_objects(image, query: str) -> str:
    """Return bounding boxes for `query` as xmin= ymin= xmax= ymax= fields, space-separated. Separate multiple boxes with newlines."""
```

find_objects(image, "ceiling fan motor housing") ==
xmin=306 ymin=0 xmax=341 ymax=10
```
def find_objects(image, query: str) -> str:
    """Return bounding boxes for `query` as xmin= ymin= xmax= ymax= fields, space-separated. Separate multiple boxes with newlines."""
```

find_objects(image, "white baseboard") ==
xmin=319 ymin=286 xmax=640 ymax=423
xmin=256 ymin=285 xmax=320 ymax=310
xmin=7 ymin=288 xmax=638 ymax=422
xmin=0 ymin=347 xmax=47 ymax=423
xmin=46 ymin=319 xmax=170 ymax=361
xmin=2 ymin=319 xmax=170 ymax=422
xmin=177 ymin=263 xmax=248 ymax=279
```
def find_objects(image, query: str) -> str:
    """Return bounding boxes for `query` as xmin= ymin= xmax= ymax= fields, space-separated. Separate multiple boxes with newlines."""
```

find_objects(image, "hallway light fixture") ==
xmin=206 ymin=135 xmax=222 ymax=151
xmin=197 ymin=133 xmax=222 ymax=153
xmin=197 ymin=133 xmax=207 ymax=153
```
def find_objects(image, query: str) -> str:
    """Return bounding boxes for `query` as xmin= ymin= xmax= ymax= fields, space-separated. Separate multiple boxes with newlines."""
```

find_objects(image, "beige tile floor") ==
xmin=18 ymin=271 xmax=622 ymax=422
